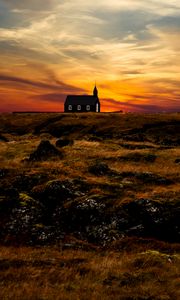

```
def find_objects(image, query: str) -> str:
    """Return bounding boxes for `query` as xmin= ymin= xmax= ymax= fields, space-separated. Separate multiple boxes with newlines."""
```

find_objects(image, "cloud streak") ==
xmin=0 ymin=74 xmax=85 ymax=93
xmin=0 ymin=0 xmax=179 ymax=112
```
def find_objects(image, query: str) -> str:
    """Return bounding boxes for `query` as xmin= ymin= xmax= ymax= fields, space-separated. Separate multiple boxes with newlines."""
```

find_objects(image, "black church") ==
xmin=64 ymin=85 xmax=100 ymax=113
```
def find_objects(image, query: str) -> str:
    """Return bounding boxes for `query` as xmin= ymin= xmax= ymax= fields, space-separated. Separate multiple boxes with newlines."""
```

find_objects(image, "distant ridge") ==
xmin=12 ymin=111 xmax=63 ymax=114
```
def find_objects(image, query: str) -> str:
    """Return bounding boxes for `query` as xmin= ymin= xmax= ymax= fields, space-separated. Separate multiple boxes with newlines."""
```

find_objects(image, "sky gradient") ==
xmin=0 ymin=0 xmax=180 ymax=112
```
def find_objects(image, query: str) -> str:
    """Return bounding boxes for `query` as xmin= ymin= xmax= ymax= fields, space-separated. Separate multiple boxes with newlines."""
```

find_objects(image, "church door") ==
xmin=96 ymin=103 xmax=99 ymax=112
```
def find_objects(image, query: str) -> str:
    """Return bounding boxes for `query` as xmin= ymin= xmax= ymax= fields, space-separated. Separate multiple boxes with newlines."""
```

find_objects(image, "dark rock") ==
xmin=55 ymin=197 xmax=106 ymax=232
xmin=48 ymin=179 xmax=82 ymax=198
xmin=0 ymin=189 xmax=65 ymax=245
xmin=88 ymin=162 xmax=110 ymax=176
xmin=119 ymin=143 xmax=155 ymax=150
xmin=121 ymin=198 xmax=180 ymax=242
xmin=2 ymin=187 xmax=19 ymax=199
xmin=86 ymin=223 xmax=121 ymax=245
xmin=34 ymin=225 xmax=64 ymax=245
xmin=71 ymin=178 xmax=90 ymax=192
xmin=2 ymin=193 xmax=44 ymax=244
xmin=31 ymin=179 xmax=85 ymax=214
xmin=49 ymin=124 xmax=86 ymax=138
xmin=0 ymin=134 xmax=9 ymax=142
xmin=175 ymin=158 xmax=180 ymax=164
xmin=28 ymin=140 xmax=63 ymax=161
xmin=140 ymin=153 xmax=157 ymax=162
xmin=135 ymin=172 xmax=172 ymax=185
xmin=12 ymin=173 xmax=48 ymax=192
xmin=87 ymin=126 xmax=98 ymax=135
xmin=0 ymin=169 xmax=9 ymax=178
xmin=123 ymin=133 xmax=146 ymax=142
xmin=0 ymin=188 xmax=19 ymax=214
xmin=56 ymin=138 xmax=73 ymax=148
xmin=88 ymin=136 xmax=102 ymax=142
xmin=126 ymin=224 xmax=145 ymax=236
xmin=118 ymin=153 xmax=157 ymax=163
xmin=32 ymin=181 xmax=70 ymax=207
xmin=118 ymin=171 xmax=172 ymax=185
xmin=161 ymin=138 xmax=180 ymax=147
xmin=87 ymin=128 xmax=114 ymax=140
xmin=54 ymin=195 xmax=122 ymax=245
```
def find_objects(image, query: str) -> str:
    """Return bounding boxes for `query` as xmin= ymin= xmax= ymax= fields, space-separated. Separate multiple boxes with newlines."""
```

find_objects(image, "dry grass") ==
xmin=0 ymin=112 xmax=180 ymax=299
xmin=0 ymin=245 xmax=180 ymax=300
xmin=0 ymin=113 xmax=179 ymax=200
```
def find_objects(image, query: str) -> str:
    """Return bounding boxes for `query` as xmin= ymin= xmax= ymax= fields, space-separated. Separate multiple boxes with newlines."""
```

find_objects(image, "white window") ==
xmin=77 ymin=105 xmax=81 ymax=111
xmin=96 ymin=103 xmax=99 ymax=112
xmin=68 ymin=105 xmax=72 ymax=110
xmin=86 ymin=105 xmax=90 ymax=111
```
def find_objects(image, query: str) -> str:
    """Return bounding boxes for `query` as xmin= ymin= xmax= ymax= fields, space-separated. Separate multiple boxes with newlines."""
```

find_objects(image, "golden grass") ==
xmin=0 ymin=112 xmax=180 ymax=299
xmin=0 ymin=125 xmax=179 ymax=200
xmin=0 ymin=246 xmax=179 ymax=300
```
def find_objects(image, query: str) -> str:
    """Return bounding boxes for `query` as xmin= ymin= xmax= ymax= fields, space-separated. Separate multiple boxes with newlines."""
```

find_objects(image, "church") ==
xmin=64 ymin=85 xmax=101 ymax=113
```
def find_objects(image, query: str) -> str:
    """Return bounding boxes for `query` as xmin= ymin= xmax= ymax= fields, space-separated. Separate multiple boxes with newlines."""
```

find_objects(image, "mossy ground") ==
xmin=0 ymin=112 xmax=180 ymax=299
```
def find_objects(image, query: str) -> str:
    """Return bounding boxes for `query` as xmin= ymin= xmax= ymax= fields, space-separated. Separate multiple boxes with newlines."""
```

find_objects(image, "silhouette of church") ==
xmin=64 ymin=84 xmax=100 ymax=112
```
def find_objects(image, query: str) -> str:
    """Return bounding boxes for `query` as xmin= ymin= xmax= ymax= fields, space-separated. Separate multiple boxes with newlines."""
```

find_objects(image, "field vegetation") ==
xmin=0 ymin=112 xmax=180 ymax=299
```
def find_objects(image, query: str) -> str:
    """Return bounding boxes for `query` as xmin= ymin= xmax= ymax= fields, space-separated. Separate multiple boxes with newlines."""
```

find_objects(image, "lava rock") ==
xmin=0 ymin=134 xmax=8 ymax=142
xmin=28 ymin=140 xmax=63 ymax=161
xmin=0 ymin=169 xmax=9 ymax=178
xmin=118 ymin=153 xmax=157 ymax=163
xmin=88 ymin=136 xmax=102 ymax=142
xmin=123 ymin=133 xmax=146 ymax=142
xmin=121 ymin=198 xmax=180 ymax=242
xmin=119 ymin=171 xmax=173 ymax=185
xmin=2 ymin=193 xmax=44 ymax=244
xmin=175 ymin=158 xmax=180 ymax=164
xmin=135 ymin=172 xmax=172 ymax=185
xmin=161 ymin=138 xmax=180 ymax=147
xmin=0 ymin=188 xmax=19 ymax=214
xmin=88 ymin=162 xmax=110 ymax=176
xmin=119 ymin=143 xmax=155 ymax=150
xmin=55 ymin=197 xmax=106 ymax=233
xmin=31 ymin=179 xmax=85 ymax=211
xmin=12 ymin=173 xmax=48 ymax=192
xmin=56 ymin=138 xmax=74 ymax=148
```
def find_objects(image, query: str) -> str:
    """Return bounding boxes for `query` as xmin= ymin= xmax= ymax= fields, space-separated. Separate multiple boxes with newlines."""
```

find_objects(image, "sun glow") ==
xmin=0 ymin=0 xmax=180 ymax=112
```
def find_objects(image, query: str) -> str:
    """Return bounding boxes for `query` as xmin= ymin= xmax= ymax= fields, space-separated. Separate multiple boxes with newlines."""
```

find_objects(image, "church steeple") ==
xmin=93 ymin=83 xmax=98 ymax=98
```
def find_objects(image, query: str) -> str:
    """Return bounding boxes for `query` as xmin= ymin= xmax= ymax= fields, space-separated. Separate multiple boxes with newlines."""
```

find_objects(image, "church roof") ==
xmin=65 ymin=95 xmax=99 ymax=106
xmin=93 ymin=85 xmax=98 ymax=93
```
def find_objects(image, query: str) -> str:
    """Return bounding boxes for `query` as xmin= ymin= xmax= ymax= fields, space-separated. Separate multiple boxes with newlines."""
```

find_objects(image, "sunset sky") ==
xmin=0 ymin=0 xmax=180 ymax=112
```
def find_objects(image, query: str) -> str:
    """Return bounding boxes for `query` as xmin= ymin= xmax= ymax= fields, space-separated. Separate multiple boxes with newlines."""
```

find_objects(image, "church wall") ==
xmin=64 ymin=104 xmax=98 ymax=112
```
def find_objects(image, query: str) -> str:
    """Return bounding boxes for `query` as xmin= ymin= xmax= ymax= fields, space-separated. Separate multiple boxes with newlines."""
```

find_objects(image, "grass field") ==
xmin=0 ymin=243 xmax=180 ymax=300
xmin=0 ymin=112 xmax=180 ymax=299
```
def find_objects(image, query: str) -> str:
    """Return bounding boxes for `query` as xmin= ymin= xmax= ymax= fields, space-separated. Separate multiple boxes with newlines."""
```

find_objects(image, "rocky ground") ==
xmin=0 ymin=112 xmax=180 ymax=299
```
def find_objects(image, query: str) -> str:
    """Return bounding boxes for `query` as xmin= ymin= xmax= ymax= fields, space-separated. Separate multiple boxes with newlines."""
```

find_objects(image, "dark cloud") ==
xmin=1 ymin=0 xmax=57 ymax=11
xmin=89 ymin=9 xmax=156 ymax=41
xmin=149 ymin=78 xmax=180 ymax=87
xmin=0 ymin=41 xmax=64 ymax=64
xmin=101 ymin=96 xmax=179 ymax=113
xmin=31 ymin=93 xmax=66 ymax=103
xmin=34 ymin=92 xmax=177 ymax=113
xmin=0 ymin=2 xmax=24 ymax=28
xmin=0 ymin=0 xmax=61 ymax=29
xmin=121 ymin=70 xmax=144 ymax=75
xmin=64 ymin=49 xmax=101 ymax=61
xmin=154 ymin=15 xmax=180 ymax=29
xmin=0 ymin=74 xmax=85 ymax=93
